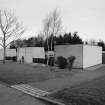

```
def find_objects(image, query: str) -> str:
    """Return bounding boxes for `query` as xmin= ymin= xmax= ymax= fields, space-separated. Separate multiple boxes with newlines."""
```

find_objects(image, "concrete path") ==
xmin=11 ymin=84 xmax=50 ymax=97
xmin=30 ymin=64 xmax=105 ymax=92
xmin=0 ymin=83 xmax=47 ymax=105
xmin=11 ymin=84 xmax=65 ymax=105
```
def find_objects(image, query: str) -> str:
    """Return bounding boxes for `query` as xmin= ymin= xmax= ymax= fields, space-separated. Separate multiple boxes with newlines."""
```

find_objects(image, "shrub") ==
xmin=55 ymin=56 xmax=67 ymax=69
xmin=67 ymin=56 xmax=76 ymax=71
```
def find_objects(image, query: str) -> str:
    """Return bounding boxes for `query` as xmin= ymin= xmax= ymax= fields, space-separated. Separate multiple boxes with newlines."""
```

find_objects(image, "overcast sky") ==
xmin=0 ymin=0 xmax=105 ymax=41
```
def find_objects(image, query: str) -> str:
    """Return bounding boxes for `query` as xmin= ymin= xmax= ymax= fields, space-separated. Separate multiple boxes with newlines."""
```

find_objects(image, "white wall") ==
xmin=17 ymin=47 xmax=45 ymax=63
xmin=0 ymin=49 xmax=16 ymax=60
xmin=83 ymin=45 xmax=102 ymax=68
xmin=0 ymin=49 xmax=3 ymax=60
xmin=55 ymin=45 xmax=102 ymax=69
xmin=55 ymin=45 xmax=83 ymax=68
xmin=6 ymin=49 xmax=16 ymax=57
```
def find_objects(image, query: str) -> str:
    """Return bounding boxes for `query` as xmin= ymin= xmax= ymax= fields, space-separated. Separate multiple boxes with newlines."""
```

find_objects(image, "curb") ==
xmin=38 ymin=96 xmax=65 ymax=105
xmin=11 ymin=85 xmax=65 ymax=105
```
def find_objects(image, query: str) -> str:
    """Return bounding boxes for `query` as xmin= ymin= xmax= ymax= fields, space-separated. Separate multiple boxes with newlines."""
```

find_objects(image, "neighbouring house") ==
xmin=55 ymin=44 xmax=102 ymax=69
xmin=17 ymin=47 xmax=45 ymax=63
xmin=0 ymin=49 xmax=16 ymax=60
xmin=102 ymin=51 xmax=105 ymax=64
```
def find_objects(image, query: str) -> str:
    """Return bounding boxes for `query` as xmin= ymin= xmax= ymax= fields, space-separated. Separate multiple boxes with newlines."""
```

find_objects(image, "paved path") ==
xmin=30 ymin=64 xmax=105 ymax=92
xmin=11 ymin=84 xmax=50 ymax=97
xmin=11 ymin=84 xmax=65 ymax=105
xmin=0 ymin=83 xmax=47 ymax=105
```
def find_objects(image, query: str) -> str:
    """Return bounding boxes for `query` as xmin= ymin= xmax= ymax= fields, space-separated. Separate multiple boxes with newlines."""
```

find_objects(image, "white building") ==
xmin=0 ymin=49 xmax=16 ymax=60
xmin=55 ymin=44 xmax=102 ymax=69
xmin=102 ymin=51 xmax=105 ymax=64
xmin=17 ymin=47 xmax=45 ymax=63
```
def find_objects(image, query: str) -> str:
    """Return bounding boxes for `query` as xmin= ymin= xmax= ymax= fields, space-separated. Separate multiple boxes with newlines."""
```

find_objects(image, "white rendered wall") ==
xmin=83 ymin=45 xmax=102 ymax=68
xmin=0 ymin=49 xmax=3 ymax=60
xmin=0 ymin=49 xmax=16 ymax=60
xmin=17 ymin=47 xmax=45 ymax=63
xmin=6 ymin=49 xmax=16 ymax=57
xmin=55 ymin=45 xmax=83 ymax=68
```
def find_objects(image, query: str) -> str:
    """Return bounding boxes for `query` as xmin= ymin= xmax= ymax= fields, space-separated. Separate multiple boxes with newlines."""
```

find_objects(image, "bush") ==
xmin=67 ymin=56 xmax=76 ymax=71
xmin=55 ymin=56 xmax=67 ymax=69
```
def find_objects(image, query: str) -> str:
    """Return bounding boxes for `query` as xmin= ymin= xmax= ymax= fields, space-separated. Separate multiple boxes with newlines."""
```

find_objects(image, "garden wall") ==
xmin=17 ymin=47 xmax=45 ymax=63
xmin=55 ymin=44 xmax=102 ymax=69
xmin=83 ymin=45 xmax=102 ymax=68
xmin=102 ymin=51 xmax=105 ymax=64
xmin=55 ymin=44 xmax=83 ymax=68
xmin=0 ymin=49 xmax=16 ymax=60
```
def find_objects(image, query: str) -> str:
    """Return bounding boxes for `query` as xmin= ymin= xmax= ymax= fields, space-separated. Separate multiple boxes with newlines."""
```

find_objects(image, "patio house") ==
xmin=55 ymin=44 xmax=102 ymax=69
xmin=17 ymin=47 xmax=45 ymax=63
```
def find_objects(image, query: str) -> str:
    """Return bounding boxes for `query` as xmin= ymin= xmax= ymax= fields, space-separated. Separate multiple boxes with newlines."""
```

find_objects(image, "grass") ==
xmin=48 ymin=75 xmax=105 ymax=105
xmin=0 ymin=61 xmax=105 ymax=105
xmin=0 ymin=61 xmax=75 ymax=85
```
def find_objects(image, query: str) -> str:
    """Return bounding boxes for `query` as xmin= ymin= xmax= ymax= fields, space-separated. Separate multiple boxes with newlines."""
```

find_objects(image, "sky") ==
xmin=0 ymin=0 xmax=105 ymax=41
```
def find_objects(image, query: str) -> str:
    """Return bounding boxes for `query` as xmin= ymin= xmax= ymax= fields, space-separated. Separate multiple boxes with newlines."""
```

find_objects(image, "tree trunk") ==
xmin=47 ymin=56 xmax=49 ymax=65
xmin=51 ymin=36 xmax=53 ymax=51
xmin=3 ymin=47 xmax=6 ymax=64
xmin=47 ymin=37 xmax=49 ymax=65
xmin=3 ymin=33 xmax=6 ymax=64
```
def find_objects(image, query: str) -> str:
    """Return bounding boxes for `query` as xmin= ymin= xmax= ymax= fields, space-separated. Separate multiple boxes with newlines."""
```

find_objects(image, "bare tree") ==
xmin=50 ymin=9 xmax=62 ymax=50
xmin=89 ymin=39 xmax=98 ymax=46
xmin=43 ymin=9 xmax=62 ymax=50
xmin=43 ymin=16 xmax=52 ymax=51
xmin=0 ymin=9 xmax=25 ymax=64
xmin=43 ymin=9 xmax=62 ymax=65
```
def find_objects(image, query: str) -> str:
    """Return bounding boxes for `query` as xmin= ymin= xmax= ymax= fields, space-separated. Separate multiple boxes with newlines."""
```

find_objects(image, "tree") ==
xmin=72 ymin=32 xmax=83 ymax=44
xmin=54 ymin=32 xmax=83 ymax=45
xmin=54 ymin=35 xmax=64 ymax=45
xmin=98 ymin=40 xmax=105 ymax=51
xmin=10 ymin=39 xmax=24 ymax=49
xmin=85 ymin=39 xmax=98 ymax=46
xmin=0 ymin=9 xmax=25 ymax=63
xmin=49 ymin=9 xmax=62 ymax=50
xmin=43 ymin=16 xmax=51 ymax=52
xmin=10 ymin=35 xmax=45 ymax=48
xmin=43 ymin=9 xmax=62 ymax=65
xmin=43 ymin=9 xmax=62 ymax=51
xmin=63 ymin=32 xmax=72 ymax=44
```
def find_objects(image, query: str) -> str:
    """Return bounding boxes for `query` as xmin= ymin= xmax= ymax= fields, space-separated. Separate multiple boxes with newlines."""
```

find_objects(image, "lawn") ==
xmin=0 ymin=61 xmax=75 ymax=85
xmin=48 ymin=75 xmax=105 ymax=105
xmin=0 ymin=61 xmax=105 ymax=105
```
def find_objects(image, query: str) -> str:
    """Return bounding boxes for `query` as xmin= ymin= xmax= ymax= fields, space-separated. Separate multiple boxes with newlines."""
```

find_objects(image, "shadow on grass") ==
xmin=48 ymin=87 xmax=105 ymax=105
xmin=0 ymin=74 xmax=50 ymax=85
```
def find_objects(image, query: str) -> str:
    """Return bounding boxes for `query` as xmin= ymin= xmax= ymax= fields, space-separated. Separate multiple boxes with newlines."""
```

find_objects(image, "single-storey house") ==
xmin=17 ymin=47 xmax=45 ymax=63
xmin=102 ymin=51 xmax=105 ymax=64
xmin=55 ymin=44 xmax=102 ymax=69
xmin=0 ymin=49 xmax=16 ymax=60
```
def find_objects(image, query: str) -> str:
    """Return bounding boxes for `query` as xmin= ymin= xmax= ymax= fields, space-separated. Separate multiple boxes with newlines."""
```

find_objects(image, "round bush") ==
xmin=67 ymin=56 xmax=76 ymax=70
xmin=55 ymin=56 xmax=67 ymax=69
